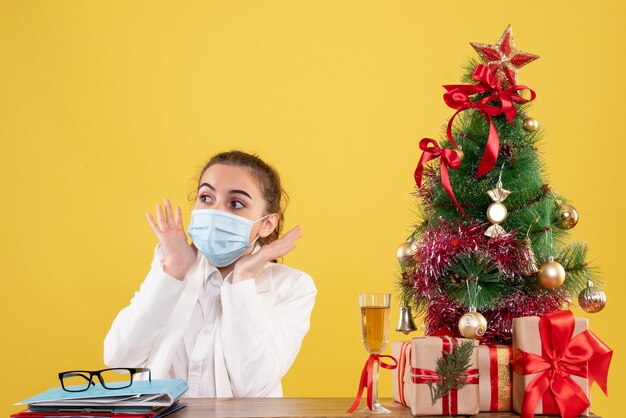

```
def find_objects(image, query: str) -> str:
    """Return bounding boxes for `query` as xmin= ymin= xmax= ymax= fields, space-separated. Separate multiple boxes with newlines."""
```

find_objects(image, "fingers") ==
xmin=263 ymin=225 xmax=302 ymax=259
xmin=280 ymin=225 xmax=302 ymax=242
xmin=233 ymin=225 xmax=302 ymax=281
xmin=149 ymin=199 xmax=182 ymax=232
xmin=155 ymin=203 xmax=166 ymax=230
xmin=164 ymin=199 xmax=176 ymax=229
xmin=146 ymin=211 xmax=160 ymax=235
xmin=175 ymin=205 xmax=184 ymax=230
xmin=266 ymin=240 xmax=297 ymax=260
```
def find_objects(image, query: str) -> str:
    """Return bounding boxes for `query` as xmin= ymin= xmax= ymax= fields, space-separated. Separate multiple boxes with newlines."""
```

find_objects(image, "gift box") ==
xmin=477 ymin=344 xmax=512 ymax=412
xmin=391 ymin=341 xmax=413 ymax=408
xmin=408 ymin=335 xmax=480 ymax=416
xmin=512 ymin=311 xmax=612 ymax=418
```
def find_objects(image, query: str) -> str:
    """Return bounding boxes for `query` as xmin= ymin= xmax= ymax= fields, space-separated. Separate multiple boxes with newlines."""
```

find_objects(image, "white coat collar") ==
xmin=200 ymin=244 xmax=272 ymax=293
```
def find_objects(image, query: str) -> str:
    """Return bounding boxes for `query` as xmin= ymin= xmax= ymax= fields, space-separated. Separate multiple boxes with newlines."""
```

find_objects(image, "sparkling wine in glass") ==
xmin=359 ymin=293 xmax=391 ymax=414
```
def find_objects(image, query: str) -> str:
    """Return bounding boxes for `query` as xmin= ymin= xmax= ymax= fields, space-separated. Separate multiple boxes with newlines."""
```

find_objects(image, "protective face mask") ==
xmin=187 ymin=209 xmax=271 ymax=267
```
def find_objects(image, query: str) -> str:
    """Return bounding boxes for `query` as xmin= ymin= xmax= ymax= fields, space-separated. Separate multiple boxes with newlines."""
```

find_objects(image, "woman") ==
xmin=104 ymin=151 xmax=316 ymax=398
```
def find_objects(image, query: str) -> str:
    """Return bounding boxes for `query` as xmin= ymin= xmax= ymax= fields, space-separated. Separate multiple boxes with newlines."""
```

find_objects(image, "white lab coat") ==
xmin=103 ymin=244 xmax=316 ymax=397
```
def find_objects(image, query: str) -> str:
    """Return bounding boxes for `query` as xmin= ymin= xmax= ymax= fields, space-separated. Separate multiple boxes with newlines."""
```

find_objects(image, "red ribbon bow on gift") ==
xmin=512 ymin=310 xmax=613 ymax=418
xmin=414 ymin=138 xmax=467 ymax=217
xmin=347 ymin=354 xmax=398 ymax=413
xmin=443 ymin=64 xmax=536 ymax=178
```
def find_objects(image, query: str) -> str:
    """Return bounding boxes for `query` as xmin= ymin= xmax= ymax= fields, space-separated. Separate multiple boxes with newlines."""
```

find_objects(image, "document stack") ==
xmin=13 ymin=379 xmax=188 ymax=418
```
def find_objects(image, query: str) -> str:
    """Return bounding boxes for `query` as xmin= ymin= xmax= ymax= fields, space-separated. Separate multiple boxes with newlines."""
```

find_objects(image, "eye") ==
xmin=199 ymin=194 xmax=213 ymax=203
xmin=230 ymin=200 xmax=245 ymax=209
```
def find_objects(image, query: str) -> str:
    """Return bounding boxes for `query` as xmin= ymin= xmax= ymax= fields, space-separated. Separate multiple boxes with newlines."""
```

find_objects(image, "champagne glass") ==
xmin=359 ymin=293 xmax=391 ymax=414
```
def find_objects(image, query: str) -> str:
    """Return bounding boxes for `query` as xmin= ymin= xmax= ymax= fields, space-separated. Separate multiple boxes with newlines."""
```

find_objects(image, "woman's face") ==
xmin=194 ymin=164 xmax=276 ymax=242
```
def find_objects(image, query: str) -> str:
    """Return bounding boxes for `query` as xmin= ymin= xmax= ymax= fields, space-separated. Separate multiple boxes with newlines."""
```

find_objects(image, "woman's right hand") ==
xmin=146 ymin=199 xmax=196 ymax=281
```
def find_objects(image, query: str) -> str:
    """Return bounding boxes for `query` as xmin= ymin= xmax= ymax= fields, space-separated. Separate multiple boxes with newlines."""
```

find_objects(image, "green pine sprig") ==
xmin=442 ymin=252 xmax=507 ymax=308
xmin=427 ymin=340 xmax=475 ymax=405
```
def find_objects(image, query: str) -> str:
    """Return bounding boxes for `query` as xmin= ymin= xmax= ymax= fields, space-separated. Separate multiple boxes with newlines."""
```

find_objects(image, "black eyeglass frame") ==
xmin=58 ymin=368 xmax=152 ymax=392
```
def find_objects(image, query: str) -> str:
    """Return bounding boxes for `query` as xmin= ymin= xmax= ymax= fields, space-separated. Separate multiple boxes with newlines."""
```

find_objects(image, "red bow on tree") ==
xmin=414 ymin=138 xmax=467 ymax=217
xmin=512 ymin=310 xmax=612 ymax=418
xmin=443 ymin=64 xmax=536 ymax=178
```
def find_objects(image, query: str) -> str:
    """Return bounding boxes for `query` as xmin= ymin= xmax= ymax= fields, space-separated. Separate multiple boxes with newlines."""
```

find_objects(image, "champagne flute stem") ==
xmin=372 ymin=357 xmax=380 ymax=408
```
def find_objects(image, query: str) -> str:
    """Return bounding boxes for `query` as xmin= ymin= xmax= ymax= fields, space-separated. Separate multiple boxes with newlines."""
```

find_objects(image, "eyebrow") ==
xmin=198 ymin=183 xmax=215 ymax=191
xmin=198 ymin=183 xmax=252 ymax=199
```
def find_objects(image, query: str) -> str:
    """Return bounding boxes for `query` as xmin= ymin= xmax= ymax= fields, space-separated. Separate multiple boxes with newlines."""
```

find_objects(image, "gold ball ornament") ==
xmin=486 ymin=202 xmax=508 ymax=224
xmin=578 ymin=285 xmax=607 ymax=313
xmin=454 ymin=148 xmax=465 ymax=162
xmin=537 ymin=258 xmax=566 ymax=288
xmin=557 ymin=203 xmax=579 ymax=229
xmin=523 ymin=117 xmax=540 ymax=132
xmin=396 ymin=241 xmax=418 ymax=264
xmin=458 ymin=310 xmax=488 ymax=339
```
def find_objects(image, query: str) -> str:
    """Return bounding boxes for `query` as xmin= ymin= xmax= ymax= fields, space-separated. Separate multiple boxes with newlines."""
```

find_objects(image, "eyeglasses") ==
xmin=58 ymin=368 xmax=152 ymax=392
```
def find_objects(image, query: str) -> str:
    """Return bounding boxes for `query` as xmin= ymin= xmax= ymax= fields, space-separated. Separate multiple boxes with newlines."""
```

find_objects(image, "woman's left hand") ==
xmin=232 ymin=226 xmax=302 ymax=283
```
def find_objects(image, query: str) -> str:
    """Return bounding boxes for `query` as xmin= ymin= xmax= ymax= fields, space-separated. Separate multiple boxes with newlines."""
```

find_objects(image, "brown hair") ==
xmin=198 ymin=150 xmax=289 ymax=247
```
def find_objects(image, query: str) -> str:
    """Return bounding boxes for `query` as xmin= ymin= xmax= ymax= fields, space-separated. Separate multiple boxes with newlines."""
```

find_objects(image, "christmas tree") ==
xmin=398 ymin=25 xmax=606 ymax=344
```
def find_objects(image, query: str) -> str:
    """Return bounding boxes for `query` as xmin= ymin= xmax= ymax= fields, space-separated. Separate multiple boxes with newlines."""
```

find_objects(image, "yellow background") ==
xmin=1 ymin=1 xmax=624 ymax=416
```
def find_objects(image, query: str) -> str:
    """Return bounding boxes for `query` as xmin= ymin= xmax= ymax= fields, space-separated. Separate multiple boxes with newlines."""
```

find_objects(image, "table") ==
xmin=172 ymin=398 xmax=600 ymax=417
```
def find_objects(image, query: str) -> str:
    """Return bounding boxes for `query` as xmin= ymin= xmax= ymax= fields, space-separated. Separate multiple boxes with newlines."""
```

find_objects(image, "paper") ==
xmin=15 ymin=379 xmax=188 ymax=409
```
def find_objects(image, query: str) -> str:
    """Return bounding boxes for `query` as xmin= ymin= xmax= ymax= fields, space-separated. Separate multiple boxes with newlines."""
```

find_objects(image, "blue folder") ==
xmin=16 ymin=379 xmax=188 ymax=412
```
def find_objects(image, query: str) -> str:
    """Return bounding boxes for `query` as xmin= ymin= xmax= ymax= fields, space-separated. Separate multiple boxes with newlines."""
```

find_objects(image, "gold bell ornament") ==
xmin=395 ymin=305 xmax=418 ymax=334
xmin=520 ymin=237 xmax=539 ymax=276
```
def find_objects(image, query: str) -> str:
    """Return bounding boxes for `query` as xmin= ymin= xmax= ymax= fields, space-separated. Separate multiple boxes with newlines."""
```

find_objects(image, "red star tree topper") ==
xmin=470 ymin=24 xmax=539 ymax=86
